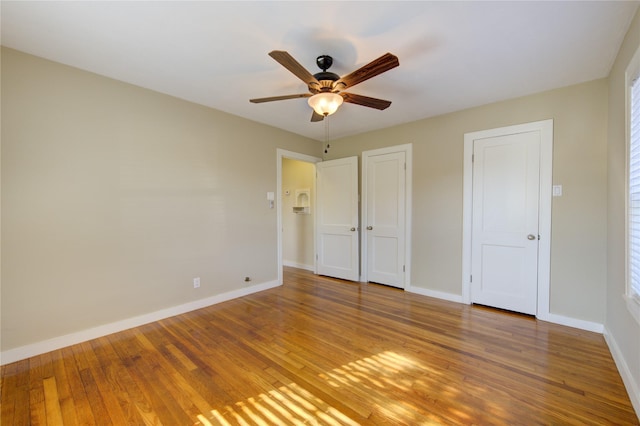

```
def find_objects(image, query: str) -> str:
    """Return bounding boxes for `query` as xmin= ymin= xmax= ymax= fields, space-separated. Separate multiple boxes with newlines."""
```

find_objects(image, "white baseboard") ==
xmin=1 ymin=279 xmax=281 ymax=366
xmin=406 ymin=285 xmax=464 ymax=303
xmin=604 ymin=327 xmax=640 ymax=419
xmin=537 ymin=312 xmax=604 ymax=333
xmin=406 ymin=286 xmax=639 ymax=416
xmin=407 ymin=286 xmax=605 ymax=334
xmin=283 ymin=260 xmax=314 ymax=272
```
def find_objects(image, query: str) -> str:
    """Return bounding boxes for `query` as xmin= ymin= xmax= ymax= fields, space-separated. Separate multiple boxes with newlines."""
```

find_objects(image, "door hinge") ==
xmin=470 ymin=275 xmax=473 ymax=283
xmin=472 ymin=154 xmax=475 ymax=163
xmin=403 ymin=265 xmax=405 ymax=272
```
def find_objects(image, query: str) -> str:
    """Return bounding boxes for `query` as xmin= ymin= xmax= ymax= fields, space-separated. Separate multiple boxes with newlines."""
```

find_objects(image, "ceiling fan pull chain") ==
xmin=324 ymin=116 xmax=331 ymax=154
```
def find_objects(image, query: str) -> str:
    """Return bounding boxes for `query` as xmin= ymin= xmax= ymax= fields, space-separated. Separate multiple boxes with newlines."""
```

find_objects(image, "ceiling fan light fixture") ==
xmin=308 ymin=92 xmax=343 ymax=116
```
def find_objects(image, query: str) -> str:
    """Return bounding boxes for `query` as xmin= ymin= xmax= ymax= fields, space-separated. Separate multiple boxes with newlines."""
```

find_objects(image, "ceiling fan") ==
xmin=250 ymin=51 xmax=399 ymax=122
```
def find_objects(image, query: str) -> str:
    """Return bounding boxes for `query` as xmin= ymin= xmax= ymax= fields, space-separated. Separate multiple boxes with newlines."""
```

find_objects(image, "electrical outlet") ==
xmin=193 ymin=277 xmax=200 ymax=288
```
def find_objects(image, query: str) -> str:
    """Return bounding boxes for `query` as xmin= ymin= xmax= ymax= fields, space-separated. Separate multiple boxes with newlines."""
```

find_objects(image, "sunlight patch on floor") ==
xmin=322 ymin=350 xmax=452 ymax=424
xmin=321 ymin=350 xmax=439 ymax=394
xmin=194 ymin=350 xmax=449 ymax=425
xmin=197 ymin=380 xmax=358 ymax=425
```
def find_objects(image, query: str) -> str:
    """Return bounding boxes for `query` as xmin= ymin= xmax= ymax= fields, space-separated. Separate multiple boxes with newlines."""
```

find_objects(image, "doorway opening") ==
xmin=276 ymin=149 xmax=321 ymax=284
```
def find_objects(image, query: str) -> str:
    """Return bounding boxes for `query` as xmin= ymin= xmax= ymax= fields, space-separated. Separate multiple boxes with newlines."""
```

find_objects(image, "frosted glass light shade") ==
xmin=307 ymin=93 xmax=343 ymax=116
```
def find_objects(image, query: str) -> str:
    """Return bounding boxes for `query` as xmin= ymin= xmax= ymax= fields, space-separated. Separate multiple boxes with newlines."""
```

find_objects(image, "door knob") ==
xmin=367 ymin=226 xmax=373 ymax=230
xmin=527 ymin=234 xmax=536 ymax=240
xmin=350 ymin=227 xmax=356 ymax=232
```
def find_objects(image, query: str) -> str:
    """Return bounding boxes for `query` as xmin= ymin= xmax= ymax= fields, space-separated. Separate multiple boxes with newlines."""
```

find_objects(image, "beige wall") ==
xmin=1 ymin=48 xmax=320 ymax=350
xmin=327 ymin=79 xmax=609 ymax=324
xmin=282 ymin=158 xmax=315 ymax=269
xmin=607 ymin=8 xmax=640 ymax=411
xmin=3 ymin=30 xmax=639 ymax=407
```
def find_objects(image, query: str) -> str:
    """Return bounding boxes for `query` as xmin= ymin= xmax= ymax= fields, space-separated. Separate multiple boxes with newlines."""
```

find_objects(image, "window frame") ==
xmin=625 ymin=44 xmax=640 ymax=326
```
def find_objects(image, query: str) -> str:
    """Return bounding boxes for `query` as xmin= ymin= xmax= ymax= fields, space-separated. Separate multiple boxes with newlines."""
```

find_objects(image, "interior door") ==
xmin=364 ymin=151 xmax=406 ymax=288
xmin=471 ymin=131 xmax=540 ymax=315
xmin=316 ymin=157 xmax=359 ymax=281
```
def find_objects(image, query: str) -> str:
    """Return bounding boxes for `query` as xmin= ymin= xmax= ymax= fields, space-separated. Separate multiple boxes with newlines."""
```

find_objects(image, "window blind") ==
xmin=629 ymin=76 xmax=640 ymax=300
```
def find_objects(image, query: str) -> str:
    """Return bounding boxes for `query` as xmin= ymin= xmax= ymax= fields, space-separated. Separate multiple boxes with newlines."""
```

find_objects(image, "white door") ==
xmin=471 ymin=131 xmax=540 ymax=315
xmin=316 ymin=157 xmax=359 ymax=281
xmin=363 ymin=151 xmax=406 ymax=288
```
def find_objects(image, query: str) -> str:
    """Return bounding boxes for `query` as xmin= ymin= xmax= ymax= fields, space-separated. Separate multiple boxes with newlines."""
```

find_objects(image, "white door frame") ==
xmin=361 ymin=143 xmax=413 ymax=288
xmin=462 ymin=120 xmax=553 ymax=319
xmin=276 ymin=149 xmax=322 ymax=285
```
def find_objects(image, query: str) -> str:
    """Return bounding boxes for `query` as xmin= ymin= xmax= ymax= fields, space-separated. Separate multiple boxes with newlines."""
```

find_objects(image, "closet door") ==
xmin=363 ymin=151 xmax=406 ymax=288
xmin=316 ymin=157 xmax=359 ymax=281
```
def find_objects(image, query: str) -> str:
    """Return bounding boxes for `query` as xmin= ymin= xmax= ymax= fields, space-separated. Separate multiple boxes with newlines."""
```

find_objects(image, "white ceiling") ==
xmin=2 ymin=1 xmax=638 ymax=141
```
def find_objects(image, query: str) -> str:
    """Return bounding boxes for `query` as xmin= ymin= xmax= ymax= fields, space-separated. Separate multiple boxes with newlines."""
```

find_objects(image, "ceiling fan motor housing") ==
xmin=313 ymin=71 xmax=339 ymax=85
xmin=313 ymin=55 xmax=340 ymax=92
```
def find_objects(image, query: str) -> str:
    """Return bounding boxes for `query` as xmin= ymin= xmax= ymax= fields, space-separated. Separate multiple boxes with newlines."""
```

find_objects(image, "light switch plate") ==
xmin=552 ymin=185 xmax=562 ymax=197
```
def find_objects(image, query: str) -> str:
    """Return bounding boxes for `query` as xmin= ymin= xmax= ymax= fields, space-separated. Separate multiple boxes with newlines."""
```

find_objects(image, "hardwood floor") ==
xmin=2 ymin=267 xmax=638 ymax=425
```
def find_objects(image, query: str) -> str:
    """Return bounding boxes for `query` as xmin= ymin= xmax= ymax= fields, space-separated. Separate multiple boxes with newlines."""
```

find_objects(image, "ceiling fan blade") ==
xmin=269 ymin=50 xmax=320 ymax=88
xmin=310 ymin=111 xmax=324 ymax=122
xmin=250 ymin=93 xmax=311 ymax=103
xmin=341 ymin=92 xmax=392 ymax=110
xmin=335 ymin=53 xmax=399 ymax=89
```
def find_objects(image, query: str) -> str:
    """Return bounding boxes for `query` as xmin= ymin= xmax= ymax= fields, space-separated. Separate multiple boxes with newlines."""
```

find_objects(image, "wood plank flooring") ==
xmin=2 ymin=267 xmax=638 ymax=425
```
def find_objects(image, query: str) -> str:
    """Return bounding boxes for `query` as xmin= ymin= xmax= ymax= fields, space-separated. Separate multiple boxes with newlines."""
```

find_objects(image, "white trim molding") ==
xmin=406 ymin=286 xmax=464 ymax=304
xmin=462 ymin=120 xmax=553 ymax=318
xmin=625 ymin=44 xmax=640 ymax=327
xmin=407 ymin=287 xmax=604 ymax=333
xmin=625 ymin=294 xmax=640 ymax=326
xmin=604 ymin=327 xmax=640 ymax=417
xmin=276 ymin=149 xmax=322 ymax=285
xmin=538 ymin=313 xmax=604 ymax=334
xmin=1 ymin=279 xmax=280 ymax=365
xmin=283 ymin=260 xmax=315 ymax=272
